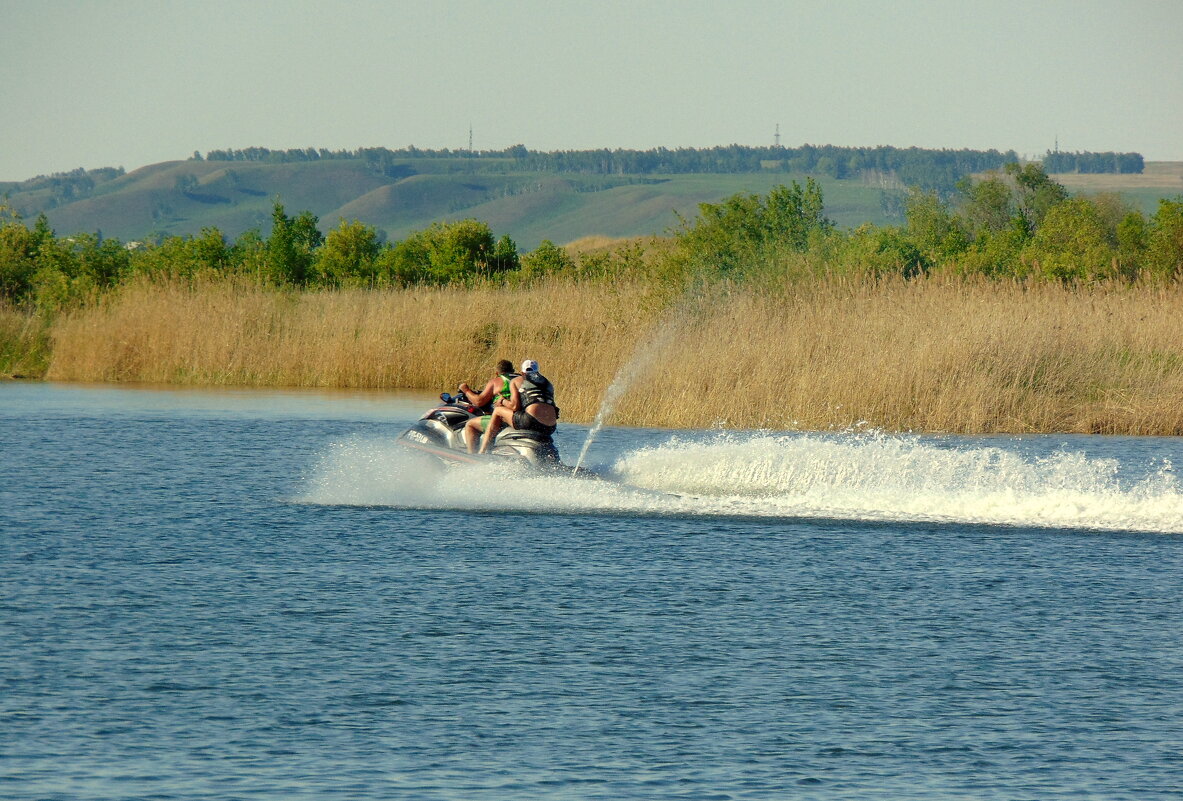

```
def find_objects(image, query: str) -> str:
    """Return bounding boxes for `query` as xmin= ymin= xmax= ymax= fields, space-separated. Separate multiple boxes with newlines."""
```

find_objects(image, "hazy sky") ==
xmin=2 ymin=0 xmax=1180 ymax=180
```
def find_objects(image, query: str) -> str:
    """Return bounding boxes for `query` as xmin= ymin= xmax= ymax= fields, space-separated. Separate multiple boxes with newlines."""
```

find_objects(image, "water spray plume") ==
xmin=573 ymin=307 xmax=688 ymax=473
xmin=303 ymin=431 xmax=1183 ymax=534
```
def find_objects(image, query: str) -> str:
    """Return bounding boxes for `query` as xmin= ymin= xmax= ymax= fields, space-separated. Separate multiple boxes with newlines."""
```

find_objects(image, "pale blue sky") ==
xmin=2 ymin=0 xmax=1180 ymax=180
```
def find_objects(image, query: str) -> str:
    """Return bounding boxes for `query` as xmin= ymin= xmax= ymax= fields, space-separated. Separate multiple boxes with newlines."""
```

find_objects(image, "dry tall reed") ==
xmin=45 ymin=275 xmax=1183 ymax=434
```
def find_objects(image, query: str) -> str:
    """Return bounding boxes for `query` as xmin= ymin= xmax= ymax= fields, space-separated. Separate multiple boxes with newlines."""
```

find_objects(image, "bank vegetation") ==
xmin=4 ymin=164 xmax=1183 ymax=434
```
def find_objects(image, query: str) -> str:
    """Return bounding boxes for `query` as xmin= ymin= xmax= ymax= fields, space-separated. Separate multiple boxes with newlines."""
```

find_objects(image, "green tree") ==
xmin=0 ymin=206 xmax=39 ymax=302
xmin=190 ymin=227 xmax=231 ymax=273
xmin=380 ymin=219 xmax=502 ymax=285
xmin=489 ymin=234 xmax=520 ymax=275
xmin=377 ymin=238 xmax=429 ymax=286
xmin=230 ymin=228 xmax=268 ymax=277
xmin=957 ymin=218 xmax=1031 ymax=277
xmin=840 ymin=224 xmax=926 ymax=278
xmin=26 ymin=215 xmax=85 ymax=311
xmin=763 ymin=179 xmax=831 ymax=251
xmin=266 ymin=202 xmax=322 ymax=284
xmin=69 ymin=233 xmax=130 ymax=287
xmin=519 ymin=240 xmax=574 ymax=279
xmin=960 ymin=175 xmax=1015 ymax=238
xmin=1005 ymin=162 xmax=1069 ymax=232
xmin=960 ymin=163 xmax=1069 ymax=240
xmin=1088 ymin=193 xmax=1133 ymax=246
xmin=1145 ymin=198 xmax=1183 ymax=279
xmin=674 ymin=180 xmax=832 ymax=275
xmin=1115 ymin=211 xmax=1147 ymax=278
xmin=316 ymin=219 xmax=382 ymax=285
xmin=1022 ymin=197 xmax=1115 ymax=280
xmin=904 ymin=190 xmax=968 ymax=266
xmin=30 ymin=264 xmax=76 ymax=312
xmin=127 ymin=228 xmax=229 ymax=279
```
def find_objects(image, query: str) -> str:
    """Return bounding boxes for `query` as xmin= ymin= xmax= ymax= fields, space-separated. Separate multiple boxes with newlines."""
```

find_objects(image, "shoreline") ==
xmin=6 ymin=376 xmax=1183 ymax=439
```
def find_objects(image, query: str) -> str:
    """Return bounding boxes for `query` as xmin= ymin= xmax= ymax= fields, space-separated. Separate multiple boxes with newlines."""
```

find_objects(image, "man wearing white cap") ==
xmin=478 ymin=358 xmax=559 ymax=454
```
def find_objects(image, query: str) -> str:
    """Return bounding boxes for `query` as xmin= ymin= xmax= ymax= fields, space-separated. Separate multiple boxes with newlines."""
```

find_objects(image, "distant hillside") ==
xmin=3 ymin=158 xmax=897 ymax=249
xmin=3 ymin=147 xmax=1176 ymax=250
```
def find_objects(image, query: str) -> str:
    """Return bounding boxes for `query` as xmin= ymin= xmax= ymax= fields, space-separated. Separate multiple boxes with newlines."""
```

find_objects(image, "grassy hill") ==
xmin=4 ymin=156 xmax=1180 ymax=250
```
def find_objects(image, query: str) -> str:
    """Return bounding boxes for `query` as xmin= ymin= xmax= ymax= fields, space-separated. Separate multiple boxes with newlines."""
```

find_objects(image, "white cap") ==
xmin=521 ymin=359 xmax=539 ymax=373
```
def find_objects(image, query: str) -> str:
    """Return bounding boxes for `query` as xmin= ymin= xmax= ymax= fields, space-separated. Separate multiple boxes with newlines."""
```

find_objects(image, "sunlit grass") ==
xmin=42 ymin=275 xmax=1183 ymax=434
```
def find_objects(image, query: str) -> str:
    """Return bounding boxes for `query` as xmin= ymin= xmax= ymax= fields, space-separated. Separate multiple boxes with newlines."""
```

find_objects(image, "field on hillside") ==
xmin=15 ymin=150 xmax=1179 ymax=251
xmin=1050 ymin=161 xmax=1183 ymax=212
xmin=25 ymin=160 xmax=895 ymax=248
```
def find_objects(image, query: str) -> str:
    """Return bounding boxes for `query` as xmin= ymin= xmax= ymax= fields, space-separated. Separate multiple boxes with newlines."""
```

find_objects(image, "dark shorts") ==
xmin=513 ymin=410 xmax=557 ymax=436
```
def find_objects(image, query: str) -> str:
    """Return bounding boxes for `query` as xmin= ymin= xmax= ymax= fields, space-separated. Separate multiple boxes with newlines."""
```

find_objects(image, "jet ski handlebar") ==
xmin=440 ymin=390 xmax=481 ymax=413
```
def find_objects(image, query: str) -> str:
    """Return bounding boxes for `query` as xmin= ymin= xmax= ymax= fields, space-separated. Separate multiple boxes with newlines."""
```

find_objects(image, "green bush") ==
xmin=957 ymin=220 xmax=1031 ymax=278
xmin=904 ymin=190 xmax=969 ymax=264
xmin=315 ymin=219 xmax=381 ymax=286
xmin=379 ymin=219 xmax=516 ymax=286
xmin=1145 ymin=198 xmax=1183 ymax=279
xmin=0 ymin=212 xmax=39 ymax=302
xmin=266 ymin=203 xmax=322 ymax=284
xmin=1115 ymin=211 xmax=1148 ymax=278
xmin=71 ymin=233 xmax=131 ymax=286
xmin=673 ymin=180 xmax=831 ymax=276
xmin=2 ymin=179 xmax=1181 ymax=303
xmin=1022 ymin=198 xmax=1116 ymax=281
xmin=839 ymin=224 xmax=927 ymax=278
xmin=518 ymin=240 xmax=575 ymax=280
xmin=127 ymin=228 xmax=230 ymax=280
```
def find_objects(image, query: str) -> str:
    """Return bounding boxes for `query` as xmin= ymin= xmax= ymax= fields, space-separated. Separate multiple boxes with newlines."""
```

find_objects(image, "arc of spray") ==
xmin=572 ymin=303 xmax=692 ymax=474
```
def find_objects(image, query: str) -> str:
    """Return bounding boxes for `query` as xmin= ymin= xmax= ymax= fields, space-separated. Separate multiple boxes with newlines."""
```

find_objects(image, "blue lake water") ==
xmin=3 ymin=381 xmax=1183 ymax=799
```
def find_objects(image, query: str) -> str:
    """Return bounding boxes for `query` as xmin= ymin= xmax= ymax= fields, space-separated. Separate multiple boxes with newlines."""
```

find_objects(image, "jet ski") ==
xmin=398 ymin=390 xmax=572 ymax=471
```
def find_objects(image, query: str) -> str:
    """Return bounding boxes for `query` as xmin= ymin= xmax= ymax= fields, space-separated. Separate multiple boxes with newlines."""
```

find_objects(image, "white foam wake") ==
xmin=299 ymin=432 xmax=1183 ymax=534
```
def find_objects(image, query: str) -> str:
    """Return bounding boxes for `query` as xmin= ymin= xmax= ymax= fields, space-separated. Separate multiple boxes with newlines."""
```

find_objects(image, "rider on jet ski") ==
xmin=478 ymin=359 xmax=558 ymax=454
xmin=458 ymin=359 xmax=518 ymax=454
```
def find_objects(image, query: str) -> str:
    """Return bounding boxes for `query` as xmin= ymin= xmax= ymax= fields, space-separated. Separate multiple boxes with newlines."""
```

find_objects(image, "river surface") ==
xmin=3 ymin=382 xmax=1183 ymax=800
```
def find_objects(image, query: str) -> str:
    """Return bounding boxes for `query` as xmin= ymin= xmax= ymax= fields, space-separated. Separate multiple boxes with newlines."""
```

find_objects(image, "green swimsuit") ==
xmin=479 ymin=373 xmax=517 ymax=427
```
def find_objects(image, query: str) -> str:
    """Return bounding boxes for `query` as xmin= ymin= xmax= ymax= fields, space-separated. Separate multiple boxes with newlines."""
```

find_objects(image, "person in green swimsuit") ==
xmin=459 ymin=359 xmax=518 ymax=453
xmin=478 ymin=359 xmax=558 ymax=454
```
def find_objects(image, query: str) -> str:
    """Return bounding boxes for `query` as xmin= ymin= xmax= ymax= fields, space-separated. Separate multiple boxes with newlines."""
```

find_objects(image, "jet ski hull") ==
xmin=397 ymin=395 xmax=565 ymax=470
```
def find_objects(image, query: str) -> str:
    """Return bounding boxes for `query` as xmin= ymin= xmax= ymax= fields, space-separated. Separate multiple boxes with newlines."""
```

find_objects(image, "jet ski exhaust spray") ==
xmin=573 ymin=307 xmax=687 ymax=474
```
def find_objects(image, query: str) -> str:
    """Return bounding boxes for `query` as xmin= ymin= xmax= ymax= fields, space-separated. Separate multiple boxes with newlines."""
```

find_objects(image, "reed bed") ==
xmin=0 ymin=304 xmax=50 ymax=378
xmin=45 ymin=276 xmax=1183 ymax=434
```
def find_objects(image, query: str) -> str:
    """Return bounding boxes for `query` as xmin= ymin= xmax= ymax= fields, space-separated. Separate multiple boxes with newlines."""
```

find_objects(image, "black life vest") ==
xmin=519 ymin=372 xmax=555 ymax=408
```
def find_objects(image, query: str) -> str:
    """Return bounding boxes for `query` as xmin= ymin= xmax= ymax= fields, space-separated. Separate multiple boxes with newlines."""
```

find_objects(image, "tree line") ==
xmin=2 ymin=164 xmax=1180 ymax=314
xmin=0 ymin=167 xmax=126 ymax=210
xmin=0 ymin=201 xmax=530 ymax=311
xmin=1 ymin=144 xmax=1143 ymax=225
xmin=1041 ymin=150 xmax=1144 ymax=174
xmin=193 ymin=143 xmax=1143 ymax=194
xmin=195 ymin=143 xmax=1027 ymax=193
xmin=668 ymin=166 xmax=1182 ymax=284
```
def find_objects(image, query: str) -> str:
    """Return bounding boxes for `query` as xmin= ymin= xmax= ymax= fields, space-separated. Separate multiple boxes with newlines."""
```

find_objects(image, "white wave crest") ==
xmin=299 ymin=432 xmax=1183 ymax=533
xmin=611 ymin=432 xmax=1183 ymax=533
